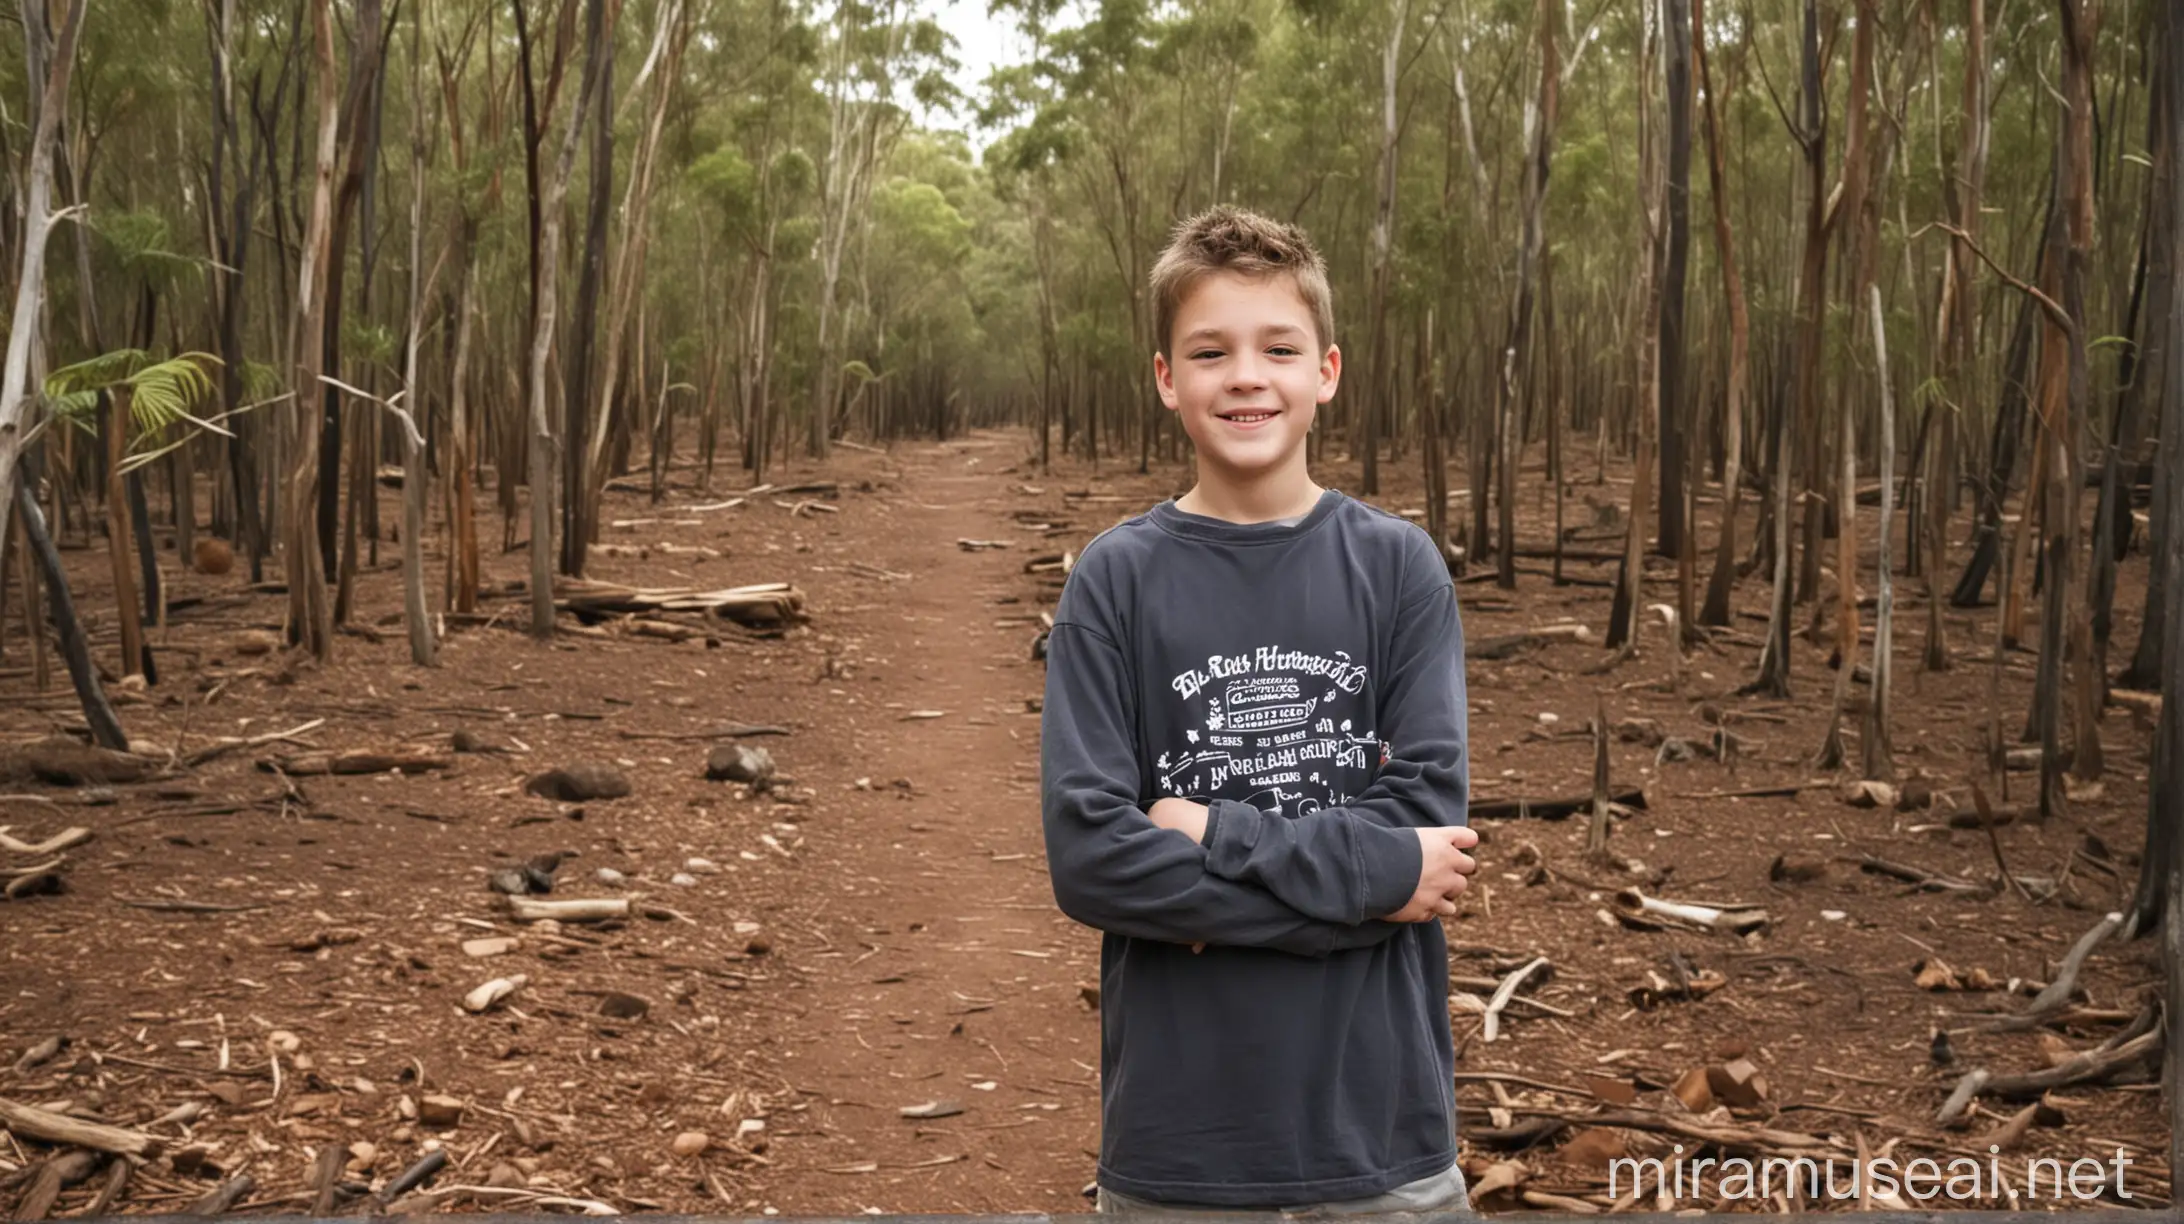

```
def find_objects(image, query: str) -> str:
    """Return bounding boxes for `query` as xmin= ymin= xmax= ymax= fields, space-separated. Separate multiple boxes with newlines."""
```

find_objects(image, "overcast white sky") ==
xmin=926 ymin=0 xmax=1036 ymax=153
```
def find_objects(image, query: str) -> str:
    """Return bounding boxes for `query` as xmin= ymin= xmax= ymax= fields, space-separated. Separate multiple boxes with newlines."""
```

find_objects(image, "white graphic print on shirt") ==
xmin=1155 ymin=644 xmax=1386 ymax=818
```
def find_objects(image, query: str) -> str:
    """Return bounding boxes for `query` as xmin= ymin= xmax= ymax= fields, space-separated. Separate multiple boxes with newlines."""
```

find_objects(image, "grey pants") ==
xmin=1097 ymin=1162 xmax=1471 ymax=1215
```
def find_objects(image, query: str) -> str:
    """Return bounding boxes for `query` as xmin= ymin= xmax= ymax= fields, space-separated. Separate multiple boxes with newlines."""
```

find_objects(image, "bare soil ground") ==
xmin=0 ymin=429 xmax=2168 ymax=1215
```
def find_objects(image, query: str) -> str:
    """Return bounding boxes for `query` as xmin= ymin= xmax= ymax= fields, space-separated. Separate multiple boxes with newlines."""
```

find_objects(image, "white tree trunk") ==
xmin=0 ymin=0 xmax=88 ymax=537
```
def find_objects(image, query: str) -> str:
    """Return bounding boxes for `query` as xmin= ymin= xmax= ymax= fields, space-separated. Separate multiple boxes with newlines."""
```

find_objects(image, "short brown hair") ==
xmin=1150 ymin=206 xmax=1335 ymax=359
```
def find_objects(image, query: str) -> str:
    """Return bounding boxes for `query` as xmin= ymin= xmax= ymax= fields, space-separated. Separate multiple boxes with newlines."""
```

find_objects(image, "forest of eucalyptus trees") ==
xmin=0 ymin=0 xmax=2179 ymax=926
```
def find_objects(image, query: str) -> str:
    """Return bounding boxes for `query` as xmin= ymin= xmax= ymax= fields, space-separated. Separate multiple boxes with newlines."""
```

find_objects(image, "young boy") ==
xmin=1041 ymin=206 xmax=1478 ymax=1214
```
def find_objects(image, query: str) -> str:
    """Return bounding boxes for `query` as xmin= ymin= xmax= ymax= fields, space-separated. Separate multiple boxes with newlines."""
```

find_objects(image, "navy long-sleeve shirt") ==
xmin=1040 ymin=489 xmax=1470 ymax=1207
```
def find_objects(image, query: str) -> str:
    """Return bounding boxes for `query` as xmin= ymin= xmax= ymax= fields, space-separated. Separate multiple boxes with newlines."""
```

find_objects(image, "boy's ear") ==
xmin=1153 ymin=351 xmax=1180 ymax=412
xmin=1317 ymin=344 xmax=1342 ymax=405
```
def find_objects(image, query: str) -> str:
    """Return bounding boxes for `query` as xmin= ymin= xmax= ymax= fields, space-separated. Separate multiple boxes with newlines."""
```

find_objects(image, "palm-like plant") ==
xmin=41 ymin=349 xmax=225 ymax=682
xmin=44 ymin=349 xmax=227 ymax=473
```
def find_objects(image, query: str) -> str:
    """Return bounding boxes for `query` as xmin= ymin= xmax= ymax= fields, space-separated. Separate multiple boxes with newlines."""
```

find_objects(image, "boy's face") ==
xmin=1154 ymin=271 xmax=1339 ymax=485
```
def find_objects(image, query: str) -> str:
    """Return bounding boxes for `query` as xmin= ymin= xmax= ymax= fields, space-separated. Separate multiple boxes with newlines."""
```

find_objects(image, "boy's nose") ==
xmin=1227 ymin=355 xmax=1268 ymax=389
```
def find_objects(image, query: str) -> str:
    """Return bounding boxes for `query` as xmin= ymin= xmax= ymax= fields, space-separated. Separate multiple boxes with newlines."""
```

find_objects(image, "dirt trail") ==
xmin=736 ymin=444 xmax=1101 ymax=1214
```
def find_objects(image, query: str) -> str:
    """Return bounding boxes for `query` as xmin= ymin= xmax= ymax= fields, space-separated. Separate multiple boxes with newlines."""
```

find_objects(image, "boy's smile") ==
xmin=1154 ymin=270 xmax=1340 ymax=507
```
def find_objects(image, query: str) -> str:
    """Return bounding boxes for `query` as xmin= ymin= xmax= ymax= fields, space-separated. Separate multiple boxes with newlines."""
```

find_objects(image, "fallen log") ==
xmin=557 ymin=579 xmax=806 ymax=626
xmin=0 ymin=738 xmax=158 ymax=786
xmin=1472 ymin=786 xmax=1646 ymax=820
xmin=259 ymin=750 xmax=452 ymax=776
xmin=0 ymin=1097 xmax=163 ymax=1156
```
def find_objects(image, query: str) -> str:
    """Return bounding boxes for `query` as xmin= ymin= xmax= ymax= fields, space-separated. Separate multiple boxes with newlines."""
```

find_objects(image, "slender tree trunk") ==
xmin=560 ymin=0 xmax=614 ymax=577
xmin=528 ymin=15 xmax=603 ymax=638
xmin=285 ymin=0 xmax=340 ymax=661
xmin=444 ymin=230 xmax=479 ymax=614
xmin=0 ymin=0 xmax=87 ymax=540
xmin=2128 ymin=42 xmax=2177 ymax=692
xmin=16 ymin=465 xmax=124 ymax=748
xmin=399 ymin=0 xmax=435 ymax=667
xmin=582 ymin=0 xmax=684 ymax=563
xmin=1497 ymin=0 xmax=1560 ymax=589
xmin=1695 ymin=0 xmax=1748 ymax=628
xmin=2128 ymin=0 xmax=2182 ymax=953
xmin=1753 ymin=0 xmax=1828 ymax=697
xmin=1656 ymin=0 xmax=1692 ymax=561
xmin=102 ymin=392 xmax=145 ymax=679
xmin=2059 ymin=0 xmax=2101 ymax=790
xmin=1362 ymin=0 xmax=1408 ymax=500
xmin=1607 ymin=1 xmax=1663 ymax=653
xmin=1865 ymin=284 xmax=1897 ymax=779
xmin=1926 ymin=0 xmax=1989 ymax=670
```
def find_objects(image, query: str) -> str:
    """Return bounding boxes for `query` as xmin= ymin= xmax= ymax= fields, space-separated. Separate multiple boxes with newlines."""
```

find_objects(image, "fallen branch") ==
xmin=0 ymin=1096 xmax=163 ymax=1156
xmin=1483 ymin=957 xmax=1551 ymax=1043
xmin=1975 ymin=911 xmax=2127 ymax=1033
xmin=1847 ymin=854 xmax=1984 ymax=892
xmin=16 ymin=1150 xmax=98 ymax=1221
xmin=1613 ymin=888 xmax=1769 ymax=934
xmin=1472 ymin=786 xmax=1647 ymax=820
xmin=303 ymin=1144 xmax=348 ymax=1215
xmin=83 ymin=1152 xmax=130 ymax=1216
xmin=176 ymin=716 xmax=327 ymax=765
xmin=1936 ymin=1025 xmax=2162 ymax=1124
xmin=1578 ymin=1108 xmax=1839 ymax=1157
xmin=505 ymin=896 xmax=630 ymax=923
xmin=116 ymin=896 xmax=269 ymax=914
xmin=2021 ymin=910 xmax=2124 ymax=1015
xmin=259 ymin=749 xmax=451 ymax=776
xmin=1674 ymin=779 xmax=1828 ymax=800
xmin=188 ymin=1173 xmax=254 ymax=1215
xmin=0 ymin=826 xmax=91 ymax=855
xmin=615 ymin=724 xmax=790 ymax=742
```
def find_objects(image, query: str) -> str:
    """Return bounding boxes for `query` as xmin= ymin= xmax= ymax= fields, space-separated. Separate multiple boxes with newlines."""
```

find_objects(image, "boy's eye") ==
xmin=1268 ymin=346 xmax=1299 ymax=357
xmin=1190 ymin=349 xmax=1223 ymax=360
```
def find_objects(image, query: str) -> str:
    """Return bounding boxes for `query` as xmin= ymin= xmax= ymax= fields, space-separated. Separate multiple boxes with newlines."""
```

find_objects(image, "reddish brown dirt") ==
xmin=0 ymin=429 xmax=2168 ymax=1215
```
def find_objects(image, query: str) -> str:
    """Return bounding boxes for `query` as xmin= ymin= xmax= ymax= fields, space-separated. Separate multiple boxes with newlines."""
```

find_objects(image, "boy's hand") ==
xmin=1146 ymin=799 xmax=1212 ymax=952
xmin=1146 ymin=797 xmax=1210 ymax=843
xmin=1383 ymin=826 xmax=1480 ymax=923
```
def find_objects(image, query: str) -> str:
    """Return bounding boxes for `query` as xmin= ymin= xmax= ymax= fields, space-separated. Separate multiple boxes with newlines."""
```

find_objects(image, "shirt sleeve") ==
xmin=1041 ymin=618 xmax=1409 ymax=958
xmin=1198 ymin=536 xmax=1468 ymax=923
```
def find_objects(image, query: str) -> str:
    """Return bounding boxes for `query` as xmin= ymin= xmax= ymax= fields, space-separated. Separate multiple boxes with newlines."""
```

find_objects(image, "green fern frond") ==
xmin=40 ymin=350 xmax=224 ymax=441
xmin=42 ymin=388 xmax=102 ymax=432
xmin=124 ymin=355 xmax=221 ymax=435
xmin=45 ymin=349 xmax=153 ymax=397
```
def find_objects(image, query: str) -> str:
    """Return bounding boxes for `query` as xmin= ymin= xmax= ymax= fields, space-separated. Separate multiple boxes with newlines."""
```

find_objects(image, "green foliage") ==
xmin=43 ymin=350 xmax=223 ymax=444
xmin=96 ymin=208 xmax=199 ymax=291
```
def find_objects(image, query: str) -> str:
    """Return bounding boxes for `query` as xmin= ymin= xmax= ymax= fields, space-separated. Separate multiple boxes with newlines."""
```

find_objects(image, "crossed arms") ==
xmin=1039 ymin=583 xmax=1474 ymax=959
